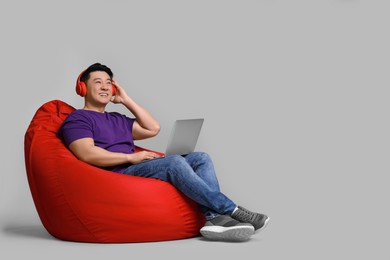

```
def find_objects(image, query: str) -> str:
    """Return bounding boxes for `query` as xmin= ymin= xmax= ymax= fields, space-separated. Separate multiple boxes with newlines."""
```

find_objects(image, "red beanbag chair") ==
xmin=24 ymin=100 xmax=205 ymax=243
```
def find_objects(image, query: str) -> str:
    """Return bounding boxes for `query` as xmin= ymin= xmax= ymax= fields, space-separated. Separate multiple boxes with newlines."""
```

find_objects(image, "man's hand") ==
xmin=128 ymin=151 xmax=163 ymax=164
xmin=110 ymin=80 xmax=130 ymax=104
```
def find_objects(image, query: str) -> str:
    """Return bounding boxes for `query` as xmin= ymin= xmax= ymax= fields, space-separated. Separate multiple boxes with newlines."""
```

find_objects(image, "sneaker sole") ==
xmin=200 ymin=225 xmax=255 ymax=242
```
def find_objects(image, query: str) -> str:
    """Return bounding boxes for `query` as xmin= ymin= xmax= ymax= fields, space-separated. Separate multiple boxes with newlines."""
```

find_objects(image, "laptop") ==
xmin=156 ymin=118 xmax=204 ymax=158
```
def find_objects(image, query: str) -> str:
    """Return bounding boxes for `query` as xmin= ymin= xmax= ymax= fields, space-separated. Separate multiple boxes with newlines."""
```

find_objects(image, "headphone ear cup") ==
xmin=76 ymin=69 xmax=87 ymax=97
xmin=112 ymin=85 xmax=117 ymax=96
xmin=76 ymin=81 xmax=87 ymax=97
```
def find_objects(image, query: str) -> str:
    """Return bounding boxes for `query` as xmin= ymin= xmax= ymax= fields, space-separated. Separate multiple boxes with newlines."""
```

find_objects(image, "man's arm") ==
xmin=111 ymin=81 xmax=160 ymax=140
xmin=69 ymin=137 xmax=161 ymax=166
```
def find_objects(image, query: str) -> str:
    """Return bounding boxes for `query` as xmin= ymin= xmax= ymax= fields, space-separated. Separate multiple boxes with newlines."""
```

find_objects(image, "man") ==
xmin=58 ymin=63 xmax=269 ymax=242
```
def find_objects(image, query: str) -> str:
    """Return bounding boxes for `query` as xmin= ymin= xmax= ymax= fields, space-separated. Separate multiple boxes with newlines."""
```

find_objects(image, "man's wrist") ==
xmin=121 ymin=96 xmax=133 ymax=107
xmin=125 ymin=153 xmax=133 ymax=164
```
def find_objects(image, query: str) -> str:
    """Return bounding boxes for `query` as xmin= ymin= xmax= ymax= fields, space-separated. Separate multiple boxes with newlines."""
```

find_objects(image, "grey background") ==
xmin=1 ymin=0 xmax=389 ymax=259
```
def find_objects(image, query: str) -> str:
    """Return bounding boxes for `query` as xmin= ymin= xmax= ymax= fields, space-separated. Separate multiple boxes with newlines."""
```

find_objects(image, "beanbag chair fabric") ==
xmin=24 ymin=100 xmax=205 ymax=243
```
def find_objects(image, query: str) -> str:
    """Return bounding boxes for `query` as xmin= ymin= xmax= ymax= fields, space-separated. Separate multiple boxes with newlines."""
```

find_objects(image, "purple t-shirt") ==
xmin=57 ymin=109 xmax=135 ymax=173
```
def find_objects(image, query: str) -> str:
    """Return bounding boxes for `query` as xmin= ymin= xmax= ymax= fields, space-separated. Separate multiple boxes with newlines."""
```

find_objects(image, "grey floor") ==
xmin=1 ymin=197 xmax=388 ymax=260
xmin=1 ymin=217 xmax=271 ymax=260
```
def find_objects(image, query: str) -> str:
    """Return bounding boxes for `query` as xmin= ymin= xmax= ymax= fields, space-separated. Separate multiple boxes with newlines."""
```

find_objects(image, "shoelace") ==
xmin=235 ymin=208 xmax=257 ymax=223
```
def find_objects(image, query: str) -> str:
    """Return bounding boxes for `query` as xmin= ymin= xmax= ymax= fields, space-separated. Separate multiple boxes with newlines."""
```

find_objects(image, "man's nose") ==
xmin=101 ymin=83 xmax=110 ymax=90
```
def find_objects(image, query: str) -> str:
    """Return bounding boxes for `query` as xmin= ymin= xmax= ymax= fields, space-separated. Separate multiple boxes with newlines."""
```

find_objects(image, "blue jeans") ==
xmin=123 ymin=152 xmax=237 ymax=220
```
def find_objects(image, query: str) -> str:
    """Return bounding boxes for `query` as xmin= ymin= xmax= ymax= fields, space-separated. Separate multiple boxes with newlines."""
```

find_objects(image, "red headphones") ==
xmin=75 ymin=69 xmax=117 ymax=97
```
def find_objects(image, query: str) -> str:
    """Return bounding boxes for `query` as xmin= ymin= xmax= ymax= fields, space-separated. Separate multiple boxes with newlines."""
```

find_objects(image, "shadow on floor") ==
xmin=2 ymin=224 xmax=54 ymax=240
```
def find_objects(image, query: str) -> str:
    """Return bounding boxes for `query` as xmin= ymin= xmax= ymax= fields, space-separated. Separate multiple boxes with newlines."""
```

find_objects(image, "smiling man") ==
xmin=59 ymin=63 xmax=162 ymax=173
xmin=57 ymin=63 xmax=269 ymax=242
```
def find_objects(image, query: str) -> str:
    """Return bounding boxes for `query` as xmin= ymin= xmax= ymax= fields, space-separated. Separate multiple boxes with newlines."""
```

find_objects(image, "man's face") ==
xmin=85 ymin=71 xmax=113 ymax=104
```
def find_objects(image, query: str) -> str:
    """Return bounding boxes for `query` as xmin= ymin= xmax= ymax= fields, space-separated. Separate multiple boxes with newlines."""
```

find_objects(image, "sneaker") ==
xmin=231 ymin=206 xmax=270 ymax=231
xmin=200 ymin=215 xmax=255 ymax=242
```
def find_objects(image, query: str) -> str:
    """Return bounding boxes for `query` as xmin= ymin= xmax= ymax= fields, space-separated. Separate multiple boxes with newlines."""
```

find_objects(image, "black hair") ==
xmin=80 ymin=63 xmax=114 ymax=83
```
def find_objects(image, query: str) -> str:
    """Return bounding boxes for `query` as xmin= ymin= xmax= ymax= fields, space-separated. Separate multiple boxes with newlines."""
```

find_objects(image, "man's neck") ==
xmin=83 ymin=102 xmax=106 ymax=113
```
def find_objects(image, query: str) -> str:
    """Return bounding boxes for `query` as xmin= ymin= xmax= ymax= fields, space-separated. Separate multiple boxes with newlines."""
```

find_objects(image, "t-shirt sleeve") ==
xmin=58 ymin=112 xmax=93 ymax=146
xmin=126 ymin=116 xmax=136 ymax=133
